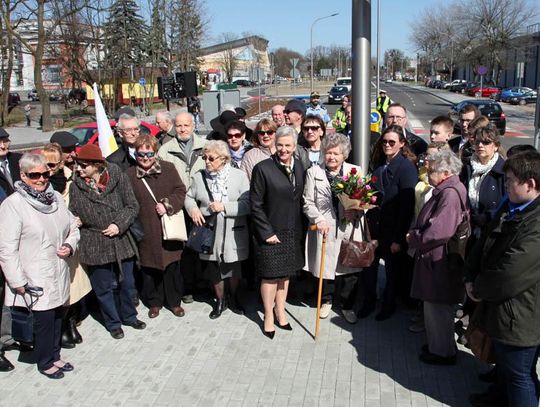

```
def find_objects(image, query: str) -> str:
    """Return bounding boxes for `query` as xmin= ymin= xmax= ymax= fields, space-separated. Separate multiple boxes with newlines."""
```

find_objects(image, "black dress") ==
xmin=250 ymin=155 xmax=306 ymax=278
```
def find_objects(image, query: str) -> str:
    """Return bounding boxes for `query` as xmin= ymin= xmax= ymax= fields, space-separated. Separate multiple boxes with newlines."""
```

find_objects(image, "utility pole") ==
xmin=351 ymin=0 xmax=371 ymax=170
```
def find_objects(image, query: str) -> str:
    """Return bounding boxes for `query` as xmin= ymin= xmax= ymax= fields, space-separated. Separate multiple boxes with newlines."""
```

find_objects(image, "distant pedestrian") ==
xmin=376 ymin=90 xmax=391 ymax=123
xmin=24 ymin=104 xmax=31 ymax=127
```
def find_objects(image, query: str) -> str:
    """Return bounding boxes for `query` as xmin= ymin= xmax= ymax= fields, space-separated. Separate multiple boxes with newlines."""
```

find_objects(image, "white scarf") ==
xmin=468 ymin=152 xmax=499 ymax=210
xmin=205 ymin=163 xmax=230 ymax=203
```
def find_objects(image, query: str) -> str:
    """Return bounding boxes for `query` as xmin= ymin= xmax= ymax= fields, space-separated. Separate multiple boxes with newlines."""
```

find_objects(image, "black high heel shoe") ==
xmin=273 ymin=310 xmax=292 ymax=331
xmin=263 ymin=317 xmax=275 ymax=339
xmin=209 ymin=299 xmax=227 ymax=319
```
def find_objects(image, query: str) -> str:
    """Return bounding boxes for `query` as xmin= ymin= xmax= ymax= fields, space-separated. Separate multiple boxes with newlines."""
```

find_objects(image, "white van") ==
xmin=335 ymin=77 xmax=352 ymax=92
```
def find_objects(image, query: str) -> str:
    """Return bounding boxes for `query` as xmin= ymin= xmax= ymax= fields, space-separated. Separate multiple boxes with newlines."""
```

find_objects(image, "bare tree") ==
xmin=219 ymin=32 xmax=239 ymax=83
xmin=3 ymin=0 xmax=94 ymax=131
xmin=0 ymin=0 xmax=15 ymax=126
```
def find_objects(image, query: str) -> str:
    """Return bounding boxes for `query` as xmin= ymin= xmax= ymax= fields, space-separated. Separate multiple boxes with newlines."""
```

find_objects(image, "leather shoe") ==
xmin=39 ymin=368 xmax=64 ymax=379
xmin=69 ymin=318 xmax=83 ymax=344
xmin=56 ymin=362 xmax=75 ymax=372
xmin=273 ymin=310 xmax=292 ymax=331
xmin=125 ymin=320 xmax=146 ymax=330
xmin=209 ymin=299 xmax=227 ymax=319
xmin=110 ymin=328 xmax=124 ymax=339
xmin=172 ymin=306 xmax=185 ymax=317
xmin=263 ymin=329 xmax=275 ymax=339
xmin=148 ymin=307 xmax=161 ymax=318
xmin=61 ymin=330 xmax=76 ymax=349
xmin=0 ymin=353 xmax=14 ymax=372
xmin=419 ymin=350 xmax=456 ymax=365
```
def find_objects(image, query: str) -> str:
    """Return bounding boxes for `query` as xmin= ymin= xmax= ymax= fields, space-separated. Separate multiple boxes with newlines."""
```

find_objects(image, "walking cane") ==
xmin=312 ymin=224 xmax=327 ymax=340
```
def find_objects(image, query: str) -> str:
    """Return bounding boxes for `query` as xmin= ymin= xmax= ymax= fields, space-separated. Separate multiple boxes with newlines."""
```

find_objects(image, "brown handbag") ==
xmin=338 ymin=214 xmax=378 ymax=268
xmin=464 ymin=303 xmax=496 ymax=364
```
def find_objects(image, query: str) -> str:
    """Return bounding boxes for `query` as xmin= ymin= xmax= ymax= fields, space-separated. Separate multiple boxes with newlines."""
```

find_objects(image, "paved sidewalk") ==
xmin=0 ymin=290 xmax=492 ymax=407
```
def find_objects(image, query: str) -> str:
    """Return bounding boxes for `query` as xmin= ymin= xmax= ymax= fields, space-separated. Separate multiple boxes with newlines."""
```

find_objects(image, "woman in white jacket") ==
xmin=303 ymin=133 xmax=365 ymax=324
xmin=0 ymin=153 xmax=79 ymax=379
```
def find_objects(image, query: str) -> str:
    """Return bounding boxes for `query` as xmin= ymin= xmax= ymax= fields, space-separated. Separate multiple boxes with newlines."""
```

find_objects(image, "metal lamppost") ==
xmin=310 ymin=12 xmax=339 ymax=94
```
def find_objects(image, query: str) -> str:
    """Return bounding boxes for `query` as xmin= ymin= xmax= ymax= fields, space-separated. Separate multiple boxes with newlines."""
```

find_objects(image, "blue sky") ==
xmin=205 ymin=0 xmax=436 ymax=58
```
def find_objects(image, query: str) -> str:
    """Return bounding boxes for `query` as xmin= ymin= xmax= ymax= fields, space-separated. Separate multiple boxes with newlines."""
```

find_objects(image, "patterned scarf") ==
xmin=468 ymin=152 xmax=499 ymax=211
xmin=136 ymin=159 xmax=162 ymax=178
xmin=15 ymin=180 xmax=56 ymax=206
xmin=85 ymin=168 xmax=110 ymax=194
xmin=205 ymin=163 xmax=230 ymax=203
xmin=230 ymin=146 xmax=246 ymax=167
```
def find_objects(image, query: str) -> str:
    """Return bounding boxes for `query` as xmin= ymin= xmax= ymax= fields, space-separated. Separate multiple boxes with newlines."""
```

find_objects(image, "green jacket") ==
xmin=465 ymin=196 xmax=540 ymax=347
xmin=332 ymin=107 xmax=347 ymax=133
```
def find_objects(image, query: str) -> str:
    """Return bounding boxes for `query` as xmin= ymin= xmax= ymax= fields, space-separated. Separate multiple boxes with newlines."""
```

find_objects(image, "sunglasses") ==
xmin=47 ymin=161 xmax=62 ymax=168
xmin=303 ymin=125 xmax=321 ymax=131
xmin=475 ymin=139 xmax=493 ymax=146
xmin=382 ymin=139 xmax=397 ymax=146
xmin=26 ymin=171 xmax=50 ymax=180
xmin=136 ymin=151 xmax=156 ymax=158
xmin=227 ymin=132 xmax=244 ymax=139
xmin=258 ymin=130 xmax=275 ymax=136
xmin=201 ymin=155 xmax=221 ymax=162
xmin=77 ymin=162 xmax=92 ymax=169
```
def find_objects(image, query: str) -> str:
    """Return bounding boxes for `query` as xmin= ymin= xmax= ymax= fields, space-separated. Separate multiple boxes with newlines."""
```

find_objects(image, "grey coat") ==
xmin=184 ymin=166 xmax=250 ymax=263
xmin=69 ymin=162 xmax=139 ymax=266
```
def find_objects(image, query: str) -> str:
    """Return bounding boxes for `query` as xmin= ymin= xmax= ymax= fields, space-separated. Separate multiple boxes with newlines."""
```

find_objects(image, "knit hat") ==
xmin=76 ymin=144 xmax=105 ymax=162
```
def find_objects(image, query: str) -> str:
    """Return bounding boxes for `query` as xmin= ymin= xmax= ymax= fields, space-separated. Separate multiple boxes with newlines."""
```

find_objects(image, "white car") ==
xmin=385 ymin=78 xmax=393 ymax=83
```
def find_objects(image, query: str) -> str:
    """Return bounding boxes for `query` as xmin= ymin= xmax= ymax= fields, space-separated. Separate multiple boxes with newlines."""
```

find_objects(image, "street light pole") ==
xmin=311 ymin=12 xmax=339 ymax=94
xmin=376 ymin=0 xmax=380 ymax=96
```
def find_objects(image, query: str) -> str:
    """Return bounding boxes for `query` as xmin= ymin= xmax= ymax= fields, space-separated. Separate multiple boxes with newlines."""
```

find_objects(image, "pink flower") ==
xmin=370 ymin=196 xmax=377 ymax=203
xmin=365 ymin=185 xmax=371 ymax=191
xmin=342 ymin=175 xmax=349 ymax=181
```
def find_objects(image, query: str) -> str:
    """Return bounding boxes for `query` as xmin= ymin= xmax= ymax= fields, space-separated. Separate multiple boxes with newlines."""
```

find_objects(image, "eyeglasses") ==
xmin=47 ymin=161 xmax=62 ymax=168
xmin=77 ymin=162 xmax=92 ymax=169
xmin=381 ymin=139 xmax=397 ymax=146
xmin=201 ymin=155 xmax=221 ymax=162
xmin=475 ymin=139 xmax=493 ymax=146
xmin=120 ymin=127 xmax=140 ymax=133
xmin=387 ymin=115 xmax=405 ymax=121
xmin=227 ymin=132 xmax=244 ymax=139
xmin=258 ymin=130 xmax=275 ymax=136
xmin=303 ymin=125 xmax=321 ymax=131
xmin=25 ymin=171 xmax=50 ymax=180
xmin=0 ymin=139 xmax=11 ymax=145
xmin=136 ymin=151 xmax=156 ymax=158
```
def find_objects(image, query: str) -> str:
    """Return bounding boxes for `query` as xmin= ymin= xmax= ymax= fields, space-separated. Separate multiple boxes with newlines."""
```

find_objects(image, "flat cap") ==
xmin=0 ymin=128 xmax=10 ymax=139
xmin=284 ymin=99 xmax=307 ymax=116
xmin=50 ymin=131 xmax=78 ymax=148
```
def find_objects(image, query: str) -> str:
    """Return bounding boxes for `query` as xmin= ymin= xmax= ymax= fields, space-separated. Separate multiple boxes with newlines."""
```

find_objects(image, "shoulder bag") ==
xmin=185 ymin=172 xmax=217 ymax=254
xmin=141 ymin=178 xmax=188 ymax=241
xmin=338 ymin=213 xmax=378 ymax=268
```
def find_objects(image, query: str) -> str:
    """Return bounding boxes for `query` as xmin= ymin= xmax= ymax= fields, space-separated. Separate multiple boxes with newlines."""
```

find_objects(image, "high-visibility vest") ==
xmin=376 ymin=96 xmax=390 ymax=113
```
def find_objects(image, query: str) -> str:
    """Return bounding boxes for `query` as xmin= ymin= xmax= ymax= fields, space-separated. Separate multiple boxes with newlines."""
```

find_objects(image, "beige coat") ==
xmin=0 ymin=188 xmax=80 ymax=310
xmin=62 ymin=166 xmax=92 ymax=305
xmin=303 ymin=163 xmax=365 ymax=279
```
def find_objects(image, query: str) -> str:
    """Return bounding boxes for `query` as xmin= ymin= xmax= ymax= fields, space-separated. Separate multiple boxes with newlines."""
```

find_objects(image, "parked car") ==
xmin=499 ymin=87 xmax=536 ymax=103
xmin=327 ymin=86 xmax=349 ymax=104
xmin=0 ymin=92 xmax=20 ymax=112
xmin=449 ymin=99 xmax=506 ymax=135
xmin=466 ymin=85 xmax=501 ymax=98
xmin=70 ymin=120 xmax=160 ymax=147
xmin=508 ymin=90 xmax=537 ymax=105
xmin=232 ymin=79 xmax=255 ymax=87
xmin=443 ymin=79 xmax=465 ymax=89
xmin=449 ymin=81 xmax=473 ymax=93
xmin=28 ymin=89 xmax=39 ymax=101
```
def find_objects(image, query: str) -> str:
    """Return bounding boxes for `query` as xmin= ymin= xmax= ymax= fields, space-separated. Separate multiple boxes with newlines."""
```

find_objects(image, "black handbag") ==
xmin=11 ymin=285 xmax=43 ymax=344
xmin=128 ymin=218 xmax=145 ymax=243
xmin=186 ymin=172 xmax=217 ymax=254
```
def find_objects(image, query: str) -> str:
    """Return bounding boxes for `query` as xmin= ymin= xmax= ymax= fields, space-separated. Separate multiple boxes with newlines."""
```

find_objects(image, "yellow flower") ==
xmin=336 ymin=183 xmax=344 ymax=189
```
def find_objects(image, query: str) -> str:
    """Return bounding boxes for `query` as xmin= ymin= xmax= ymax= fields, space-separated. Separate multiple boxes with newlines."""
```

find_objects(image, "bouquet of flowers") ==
xmin=331 ymin=167 xmax=378 ymax=211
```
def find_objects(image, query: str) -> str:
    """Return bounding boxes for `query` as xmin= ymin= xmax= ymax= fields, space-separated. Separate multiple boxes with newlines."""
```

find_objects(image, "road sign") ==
xmin=477 ymin=66 xmax=488 ymax=76
xmin=290 ymin=58 xmax=299 ymax=68
xmin=370 ymin=111 xmax=381 ymax=124
xmin=289 ymin=69 xmax=301 ymax=78
xmin=139 ymin=77 xmax=146 ymax=86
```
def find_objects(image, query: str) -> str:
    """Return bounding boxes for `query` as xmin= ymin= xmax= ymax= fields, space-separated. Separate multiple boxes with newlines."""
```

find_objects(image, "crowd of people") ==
xmin=0 ymin=95 xmax=539 ymax=407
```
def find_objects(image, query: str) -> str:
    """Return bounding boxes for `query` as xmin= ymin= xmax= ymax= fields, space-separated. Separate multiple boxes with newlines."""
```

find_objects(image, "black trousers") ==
xmin=142 ymin=261 xmax=182 ymax=308
xmin=321 ymin=274 xmax=360 ymax=310
xmin=33 ymin=306 xmax=63 ymax=371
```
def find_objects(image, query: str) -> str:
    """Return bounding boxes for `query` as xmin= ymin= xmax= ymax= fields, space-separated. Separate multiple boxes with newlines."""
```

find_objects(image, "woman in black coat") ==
xmin=250 ymin=126 xmax=305 ymax=339
xmin=359 ymin=125 xmax=418 ymax=321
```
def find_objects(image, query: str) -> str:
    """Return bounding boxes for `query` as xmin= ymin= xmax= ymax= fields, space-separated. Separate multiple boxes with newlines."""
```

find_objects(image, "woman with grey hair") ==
xmin=303 ymin=133 xmax=363 ymax=324
xmin=185 ymin=140 xmax=250 ymax=319
xmin=0 ymin=153 xmax=80 ymax=378
xmin=251 ymin=126 xmax=307 ymax=338
xmin=406 ymin=149 xmax=469 ymax=365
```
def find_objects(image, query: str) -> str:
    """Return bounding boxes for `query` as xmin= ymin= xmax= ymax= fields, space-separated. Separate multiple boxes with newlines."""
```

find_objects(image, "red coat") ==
xmin=408 ymin=175 xmax=468 ymax=304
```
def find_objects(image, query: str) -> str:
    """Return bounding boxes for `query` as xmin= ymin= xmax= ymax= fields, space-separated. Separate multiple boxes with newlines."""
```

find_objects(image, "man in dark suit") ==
xmin=155 ymin=111 xmax=175 ymax=146
xmin=106 ymin=113 xmax=139 ymax=171
xmin=385 ymin=103 xmax=428 ymax=158
xmin=448 ymin=104 xmax=480 ymax=160
xmin=0 ymin=128 xmax=22 ymax=372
